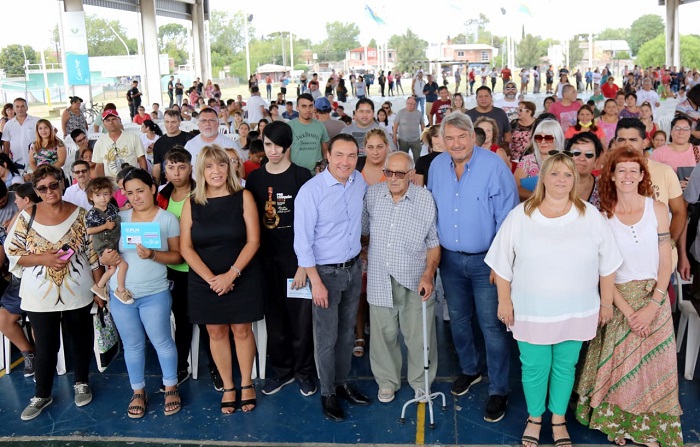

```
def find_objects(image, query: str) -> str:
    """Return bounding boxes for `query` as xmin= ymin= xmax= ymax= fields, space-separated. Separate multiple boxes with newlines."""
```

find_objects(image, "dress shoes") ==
xmin=335 ymin=383 xmax=370 ymax=406
xmin=321 ymin=394 xmax=344 ymax=421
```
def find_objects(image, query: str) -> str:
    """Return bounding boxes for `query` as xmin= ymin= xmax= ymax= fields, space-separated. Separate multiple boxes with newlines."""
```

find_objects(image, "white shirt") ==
xmin=63 ymin=183 xmax=92 ymax=210
xmin=92 ymin=131 xmax=145 ymax=178
xmin=494 ymin=98 xmax=519 ymax=122
xmin=184 ymin=134 xmax=241 ymax=171
xmin=246 ymin=94 xmax=268 ymax=123
xmin=636 ymin=89 xmax=661 ymax=117
xmin=1 ymin=115 xmax=39 ymax=167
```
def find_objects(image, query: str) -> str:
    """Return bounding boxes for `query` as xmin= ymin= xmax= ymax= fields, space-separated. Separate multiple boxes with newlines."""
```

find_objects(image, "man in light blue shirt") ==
xmin=427 ymin=112 xmax=518 ymax=423
xmin=294 ymin=134 xmax=370 ymax=422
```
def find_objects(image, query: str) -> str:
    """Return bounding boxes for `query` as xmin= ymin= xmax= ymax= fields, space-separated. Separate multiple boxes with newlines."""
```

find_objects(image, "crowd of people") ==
xmin=0 ymin=64 xmax=698 ymax=447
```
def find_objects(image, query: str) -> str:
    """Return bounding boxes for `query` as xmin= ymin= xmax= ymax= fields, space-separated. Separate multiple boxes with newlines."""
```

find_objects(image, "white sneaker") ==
xmin=378 ymin=388 xmax=395 ymax=403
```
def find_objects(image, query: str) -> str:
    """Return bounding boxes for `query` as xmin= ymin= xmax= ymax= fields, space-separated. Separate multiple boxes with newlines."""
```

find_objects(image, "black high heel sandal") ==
xmin=552 ymin=421 xmax=572 ymax=447
xmin=221 ymin=388 xmax=236 ymax=414
xmin=522 ymin=418 xmax=542 ymax=446
xmin=240 ymin=384 xmax=257 ymax=413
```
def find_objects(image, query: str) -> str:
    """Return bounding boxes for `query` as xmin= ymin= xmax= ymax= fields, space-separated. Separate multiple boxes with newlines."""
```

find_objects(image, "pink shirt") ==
xmin=548 ymin=101 xmax=581 ymax=133
xmin=649 ymin=144 xmax=697 ymax=173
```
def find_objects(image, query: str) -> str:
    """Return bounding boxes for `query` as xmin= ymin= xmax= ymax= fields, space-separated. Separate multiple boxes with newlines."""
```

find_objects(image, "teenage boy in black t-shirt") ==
xmin=153 ymin=109 xmax=194 ymax=185
xmin=245 ymin=121 xmax=316 ymax=397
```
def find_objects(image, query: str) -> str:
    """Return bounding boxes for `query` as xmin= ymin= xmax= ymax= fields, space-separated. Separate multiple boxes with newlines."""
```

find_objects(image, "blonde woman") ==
xmin=29 ymin=119 xmax=67 ymax=172
xmin=179 ymin=145 xmax=263 ymax=414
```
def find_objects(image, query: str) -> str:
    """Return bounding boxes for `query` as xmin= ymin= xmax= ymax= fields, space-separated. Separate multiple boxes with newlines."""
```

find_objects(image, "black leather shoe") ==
xmin=335 ymin=383 xmax=370 ymax=406
xmin=321 ymin=394 xmax=344 ymax=421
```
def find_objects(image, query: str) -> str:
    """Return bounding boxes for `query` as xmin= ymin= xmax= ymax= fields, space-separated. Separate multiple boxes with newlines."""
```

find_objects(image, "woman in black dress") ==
xmin=180 ymin=144 xmax=263 ymax=414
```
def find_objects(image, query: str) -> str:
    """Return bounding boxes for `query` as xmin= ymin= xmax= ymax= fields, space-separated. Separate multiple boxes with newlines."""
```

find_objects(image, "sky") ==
xmin=1 ymin=0 xmax=699 ymax=51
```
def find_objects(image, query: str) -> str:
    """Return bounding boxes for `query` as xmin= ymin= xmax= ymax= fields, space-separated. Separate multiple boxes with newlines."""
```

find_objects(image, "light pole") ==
xmin=244 ymin=13 xmax=253 ymax=80
xmin=107 ymin=24 xmax=130 ymax=56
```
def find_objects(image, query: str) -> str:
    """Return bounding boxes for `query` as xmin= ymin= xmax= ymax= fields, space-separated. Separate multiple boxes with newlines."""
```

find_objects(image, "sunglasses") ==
xmin=534 ymin=134 xmax=555 ymax=143
xmin=383 ymin=169 xmax=410 ymax=179
xmin=548 ymin=150 xmax=574 ymax=157
xmin=35 ymin=182 xmax=60 ymax=194
xmin=72 ymin=169 xmax=89 ymax=175
xmin=571 ymin=150 xmax=596 ymax=159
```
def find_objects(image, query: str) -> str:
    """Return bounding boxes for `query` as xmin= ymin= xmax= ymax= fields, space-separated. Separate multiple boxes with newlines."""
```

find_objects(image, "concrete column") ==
xmin=665 ymin=0 xmax=680 ymax=67
xmin=140 ymin=0 xmax=162 ymax=107
xmin=60 ymin=0 xmax=91 ymax=106
xmin=191 ymin=0 xmax=209 ymax=81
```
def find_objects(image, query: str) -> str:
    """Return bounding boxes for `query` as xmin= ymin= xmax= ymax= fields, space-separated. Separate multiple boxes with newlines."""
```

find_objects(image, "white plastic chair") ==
xmin=189 ymin=317 xmax=267 ymax=381
xmin=2 ymin=316 xmax=65 ymax=376
xmin=218 ymin=125 xmax=229 ymax=134
xmin=675 ymin=271 xmax=698 ymax=380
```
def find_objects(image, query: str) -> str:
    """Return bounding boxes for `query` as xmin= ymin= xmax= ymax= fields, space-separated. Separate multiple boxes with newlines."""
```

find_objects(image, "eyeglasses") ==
xmin=72 ymin=169 xmax=89 ymax=175
xmin=35 ymin=182 xmax=60 ymax=194
xmin=571 ymin=150 xmax=596 ymax=159
xmin=548 ymin=150 xmax=574 ymax=157
xmin=673 ymin=126 xmax=691 ymax=132
xmin=383 ymin=169 xmax=410 ymax=179
xmin=382 ymin=106 xmax=390 ymax=110
xmin=229 ymin=158 xmax=240 ymax=164
xmin=534 ymin=134 xmax=555 ymax=143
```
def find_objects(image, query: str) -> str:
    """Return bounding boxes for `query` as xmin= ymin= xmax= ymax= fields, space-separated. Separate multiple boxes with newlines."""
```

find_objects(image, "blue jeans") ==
xmin=439 ymin=249 xmax=510 ymax=396
xmin=416 ymin=97 xmax=426 ymax=116
xmin=110 ymin=288 xmax=178 ymax=390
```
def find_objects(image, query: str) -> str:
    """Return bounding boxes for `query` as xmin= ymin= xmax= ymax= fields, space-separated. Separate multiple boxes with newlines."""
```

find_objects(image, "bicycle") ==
xmin=82 ymin=101 xmax=104 ymax=126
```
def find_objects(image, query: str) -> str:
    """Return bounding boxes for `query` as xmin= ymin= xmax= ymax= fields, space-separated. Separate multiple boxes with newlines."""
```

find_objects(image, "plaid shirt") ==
xmin=362 ymin=182 xmax=440 ymax=308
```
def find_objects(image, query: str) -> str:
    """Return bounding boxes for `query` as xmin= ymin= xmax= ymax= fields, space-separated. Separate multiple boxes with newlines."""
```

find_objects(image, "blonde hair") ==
xmin=192 ymin=145 xmax=242 ymax=205
xmin=523 ymin=153 xmax=586 ymax=217
xmin=365 ymin=128 xmax=390 ymax=148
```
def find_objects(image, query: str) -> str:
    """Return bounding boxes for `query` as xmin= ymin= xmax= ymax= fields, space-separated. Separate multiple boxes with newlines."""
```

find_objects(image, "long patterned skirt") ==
xmin=575 ymin=279 xmax=683 ymax=447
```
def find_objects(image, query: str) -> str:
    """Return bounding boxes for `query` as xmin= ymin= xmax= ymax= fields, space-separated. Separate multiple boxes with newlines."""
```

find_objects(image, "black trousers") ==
xmin=263 ymin=255 xmax=315 ymax=380
xmin=27 ymin=302 xmax=93 ymax=398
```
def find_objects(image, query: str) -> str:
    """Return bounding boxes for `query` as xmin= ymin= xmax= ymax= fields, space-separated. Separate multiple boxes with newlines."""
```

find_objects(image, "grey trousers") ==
xmin=313 ymin=261 xmax=362 ymax=395
xmin=369 ymin=277 xmax=437 ymax=392
xmin=398 ymin=138 xmax=422 ymax=162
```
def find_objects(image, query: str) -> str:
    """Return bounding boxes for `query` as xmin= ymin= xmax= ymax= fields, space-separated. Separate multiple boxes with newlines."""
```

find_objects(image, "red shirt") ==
xmin=601 ymin=82 xmax=619 ymax=99
xmin=243 ymin=160 xmax=261 ymax=179
xmin=501 ymin=68 xmax=512 ymax=81
xmin=133 ymin=114 xmax=148 ymax=125
xmin=430 ymin=99 xmax=452 ymax=124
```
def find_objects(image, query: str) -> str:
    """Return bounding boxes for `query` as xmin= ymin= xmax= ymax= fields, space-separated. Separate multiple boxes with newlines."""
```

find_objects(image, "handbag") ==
xmin=93 ymin=305 xmax=120 ymax=372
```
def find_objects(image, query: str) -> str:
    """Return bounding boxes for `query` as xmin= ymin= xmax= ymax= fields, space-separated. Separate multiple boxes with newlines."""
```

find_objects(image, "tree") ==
xmin=596 ymin=28 xmax=630 ymax=41
xmin=569 ymin=35 xmax=584 ymax=69
xmin=84 ymin=15 xmax=138 ymax=56
xmin=368 ymin=38 xmax=377 ymax=49
xmin=209 ymin=10 xmax=249 ymax=58
xmin=388 ymin=29 xmax=428 ymax=73
xmin=0 ymin=44 xmax=39 ymax=76
xmin=516 ymin=34 xmax=543 ymax=68
xmin=314 ymin=22 xmax=360 ymax=62
xmin=635 ymin=34 xmax=700 ymax=69
xmin=158 ymin=23 xmax=189 ymax=67
xmin=628 ymin=14 xmax=664 ymax=55
xmin=463 ymin=14 xmax=491 ymax=44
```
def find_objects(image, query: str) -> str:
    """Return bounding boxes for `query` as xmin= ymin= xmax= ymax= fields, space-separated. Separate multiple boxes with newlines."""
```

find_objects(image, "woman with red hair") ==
xmin=576 ymin=146 xmax=682 ymax=447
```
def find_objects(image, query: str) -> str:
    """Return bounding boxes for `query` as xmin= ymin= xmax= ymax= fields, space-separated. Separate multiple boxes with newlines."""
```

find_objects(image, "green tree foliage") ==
xmin=368 ymin=39 xmax=378 ymax=49
xmin=314 ymin=22 xmax=360 ymax=62
xmin=596 ymin=28 xmax=630 ymax=41
xmin=516 ymin=34 xmax=543 ymax=69
xmin=158 ymin=23 xmax=188 ymax=68
xmin=0 ymin=44 xmax=39 ymax=76
xmin=628 ymin=14 xmax=664 ymax=55
xmin=388 ymin=29 xmax=427 ymax=73
xmin=209 ymin=10 xmax=249 ymax=59
xmin=636 ymin=34 xmax=700 ymax=68
xmin=85 ymin=14 xmax=138 ymax=56
xmin=569 ymin=35 xmax=584 ymax=69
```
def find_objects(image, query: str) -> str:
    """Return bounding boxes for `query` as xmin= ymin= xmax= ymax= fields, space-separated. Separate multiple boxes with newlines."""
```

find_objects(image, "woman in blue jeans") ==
xmin=100 ymin=169 xmax=183 ymax=419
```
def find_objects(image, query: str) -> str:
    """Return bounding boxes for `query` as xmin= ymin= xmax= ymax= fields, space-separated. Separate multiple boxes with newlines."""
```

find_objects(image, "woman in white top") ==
xmin=355 ymin=76 xmax=367 ymax=99
xmin=140 ymin=119 xmax=163 ymax=164
xmin=486 ymin=153 xmax=621 ymax=447
xmin=575 ymin=146 xmax=682 ymax=447
xmin=5 ymin=165 xmax=102 ymax=421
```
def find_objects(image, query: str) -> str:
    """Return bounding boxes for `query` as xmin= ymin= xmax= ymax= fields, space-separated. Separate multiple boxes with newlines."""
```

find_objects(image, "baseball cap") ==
xmin=102 ymin=109 xmax=120 ymax=119
xmin=314 ymin=97 xmax=332 ymax=112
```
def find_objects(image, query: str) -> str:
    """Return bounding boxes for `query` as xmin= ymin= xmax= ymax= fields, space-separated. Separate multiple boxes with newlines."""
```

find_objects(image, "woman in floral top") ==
xmin=514 ymin=119 xmax=565 ymax=201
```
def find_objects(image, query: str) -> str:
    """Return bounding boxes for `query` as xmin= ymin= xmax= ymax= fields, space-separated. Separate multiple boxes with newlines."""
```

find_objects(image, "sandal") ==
xmin=163 ymin=388 xmax=181 ymax=416
xmin=240 ymin=384 xmax=257 ymax=413
xmin=521 ymin=418 xmax=542 ymax=447
xmin=221 ymin=388 xmax=236 ymax=415
xmin=552 ymin=421 xmax=572 ymax=447
xmin=127 ymin=392 xmax=147 ymax=419
xmin=353 ymin=338 xmax=365 ymax=357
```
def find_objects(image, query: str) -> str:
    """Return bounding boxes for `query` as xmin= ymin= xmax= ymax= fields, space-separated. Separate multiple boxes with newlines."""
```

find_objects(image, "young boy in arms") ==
xmin=86 ymin=177 xmax=133 ymax=304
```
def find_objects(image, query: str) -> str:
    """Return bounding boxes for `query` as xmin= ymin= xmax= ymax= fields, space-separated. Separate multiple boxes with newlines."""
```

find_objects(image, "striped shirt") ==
xmin=362 ymin=182 xmax=440 ymax=308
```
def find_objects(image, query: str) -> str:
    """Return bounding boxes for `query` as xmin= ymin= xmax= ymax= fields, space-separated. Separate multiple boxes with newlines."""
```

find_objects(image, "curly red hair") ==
xmin=599 ymin=145 xmax=654 ymax=217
